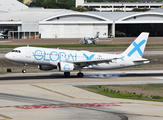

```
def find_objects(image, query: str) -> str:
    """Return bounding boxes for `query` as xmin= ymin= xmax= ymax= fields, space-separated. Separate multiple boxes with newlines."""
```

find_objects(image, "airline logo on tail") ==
xmin=127 ymin=39 xmax=146 ymax=57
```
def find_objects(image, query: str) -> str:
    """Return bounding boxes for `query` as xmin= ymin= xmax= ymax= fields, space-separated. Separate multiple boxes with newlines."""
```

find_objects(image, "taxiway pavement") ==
xmin=0 ymin=70 xmax=163 ymax=120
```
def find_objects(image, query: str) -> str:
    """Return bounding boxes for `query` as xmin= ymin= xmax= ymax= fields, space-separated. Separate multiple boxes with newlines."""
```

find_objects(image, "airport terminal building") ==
xmin=1 ymin=0 xmax=163 ymax=39
xmin=76 ymin=0 xmax=163 ymax=12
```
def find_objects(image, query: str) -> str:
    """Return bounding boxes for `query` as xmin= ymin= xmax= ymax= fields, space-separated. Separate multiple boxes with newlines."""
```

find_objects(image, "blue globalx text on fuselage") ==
xmin=33 ymin=50 xmax=95 ymax=62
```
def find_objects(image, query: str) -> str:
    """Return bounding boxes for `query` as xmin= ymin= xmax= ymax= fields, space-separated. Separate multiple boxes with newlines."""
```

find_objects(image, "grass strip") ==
xmin=77 ymin=84 xmax=163 ymax=102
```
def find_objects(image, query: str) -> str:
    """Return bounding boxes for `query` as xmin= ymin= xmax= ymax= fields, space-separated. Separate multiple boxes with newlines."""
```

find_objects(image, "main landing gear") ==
xmin=77 ymin=68 xmax=84 ymax=77
xmin=64 ymin=71 xmax=84 ymax=78
xmin=64 ymin=72 xmax=70 ymax=77
xmin=22 ymin=63 xmax=27 ymax=73
xmin=77 ymin=72 xmax=84 ymax=77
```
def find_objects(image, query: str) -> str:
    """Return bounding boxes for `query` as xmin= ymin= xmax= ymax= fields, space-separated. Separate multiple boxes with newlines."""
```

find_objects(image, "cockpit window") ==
xmin=11 ymin=50 xmax=21 ymax=53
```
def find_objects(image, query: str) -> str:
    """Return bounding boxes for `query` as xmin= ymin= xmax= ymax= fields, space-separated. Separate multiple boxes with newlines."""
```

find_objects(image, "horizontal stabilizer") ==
xmin=133 ymin=58 xmax=150 ymax=64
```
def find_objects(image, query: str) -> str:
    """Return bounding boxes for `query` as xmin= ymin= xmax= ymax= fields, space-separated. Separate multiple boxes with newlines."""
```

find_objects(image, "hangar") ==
xmin=39 ymin=12 xmax=111 ymax=38
xmin=1 ymin=0 xmax=163 ymax=39
xmin=88 ymin=9 xmax=163 ymax=37
xmin=39 ymin=9 xmax=163 ymax=38
xmin=115 ymin=11 xmax=163 ymax=37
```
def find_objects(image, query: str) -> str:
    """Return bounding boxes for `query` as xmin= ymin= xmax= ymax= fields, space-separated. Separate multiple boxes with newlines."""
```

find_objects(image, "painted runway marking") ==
xmin=17 ymin=103 xmax=119 ymax=109
xmin=0 ymin=114 xmax=12 ymax=119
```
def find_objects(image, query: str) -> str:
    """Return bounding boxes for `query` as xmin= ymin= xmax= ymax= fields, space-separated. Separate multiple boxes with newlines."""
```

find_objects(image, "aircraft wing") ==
xmin=68 ymin=57 xmax=120 ymax=67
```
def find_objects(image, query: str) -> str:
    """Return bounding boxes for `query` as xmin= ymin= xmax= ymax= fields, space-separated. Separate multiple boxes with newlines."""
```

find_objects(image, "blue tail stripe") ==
xmin=127 ymin=40 xmax=146 ymax=57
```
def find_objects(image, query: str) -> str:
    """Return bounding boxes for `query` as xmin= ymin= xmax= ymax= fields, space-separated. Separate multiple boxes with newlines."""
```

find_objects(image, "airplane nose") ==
xmin=5 ymin=53 xmax=11 ymax=60
xmin=5 ymin=52 xmax=17 ymax=62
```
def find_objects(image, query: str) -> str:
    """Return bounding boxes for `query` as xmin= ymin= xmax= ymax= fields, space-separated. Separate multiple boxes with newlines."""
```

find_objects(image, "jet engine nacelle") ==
xmin=57 ymin=62 xmax=74 ymax=72
xmin=38 ymin=65 xmax=56 ymax=71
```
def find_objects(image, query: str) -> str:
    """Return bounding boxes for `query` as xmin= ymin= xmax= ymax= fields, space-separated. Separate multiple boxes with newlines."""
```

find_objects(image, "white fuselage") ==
xmin=82 ymin=37 xmax=99 ymax=44
xmin=5 ymin=46 xmax=148 ymax=70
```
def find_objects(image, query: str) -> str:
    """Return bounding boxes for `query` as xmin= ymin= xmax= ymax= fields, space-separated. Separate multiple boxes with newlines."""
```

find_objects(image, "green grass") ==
xmin=78 ymin=85 xmax=163 ymax=102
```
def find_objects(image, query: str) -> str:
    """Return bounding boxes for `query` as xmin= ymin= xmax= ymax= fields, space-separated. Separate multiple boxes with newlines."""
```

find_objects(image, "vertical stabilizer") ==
xmin=94 ymin=32 xmax=100 ymax=39
xmin=121 ymin=32 xmax=149 ymax=59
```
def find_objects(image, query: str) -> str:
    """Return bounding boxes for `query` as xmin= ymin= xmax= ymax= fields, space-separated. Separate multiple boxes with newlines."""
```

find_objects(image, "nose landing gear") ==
xmin=22 ymin=64 xmax=27 ymax=73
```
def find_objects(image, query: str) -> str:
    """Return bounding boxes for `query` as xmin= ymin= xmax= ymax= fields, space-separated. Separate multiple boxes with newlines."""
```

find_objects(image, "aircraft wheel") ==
xmin=64 ymin=72 xmax=70 ymax=77
xmin=22 ymin=69 xmax=26 ymax=73
xmin=77 ymin=72 xmax=84 ymax=77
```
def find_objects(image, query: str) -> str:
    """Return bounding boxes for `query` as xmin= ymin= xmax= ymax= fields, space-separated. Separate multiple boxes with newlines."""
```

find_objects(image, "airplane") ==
xmin=80 ymin=32 xmax=100 ymax=44
xmin=0 ymin=29 xmax=10 ymax=39
xmin=5 ymin=32 xmax=150 ymax=77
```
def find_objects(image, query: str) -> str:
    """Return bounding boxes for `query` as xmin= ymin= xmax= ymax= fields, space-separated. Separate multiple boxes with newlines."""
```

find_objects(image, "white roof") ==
xmin=87 ymin=11 xmax=163 ymax=23
xmin=86 ymin=11 xmax=139 ymax=21
xmin=0 ymin=8 xmax=76 ymax=22
xmin=0 ymin=0 xmax=28 ymax=12
xmin=0 ymin=7 xmax=163 ymax=24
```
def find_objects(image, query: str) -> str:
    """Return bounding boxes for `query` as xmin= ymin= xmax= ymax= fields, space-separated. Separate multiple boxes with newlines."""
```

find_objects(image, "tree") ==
xmin=71 ymin=6 xmax=98 ymax=12
xmin=71 ymin=6 xmax=88 ymax=12
xmin=87 ymin=6 xmax=98 ymax=11
xmin=28 ymin=0 xmax=75 ymax=9
xmin=132 ymin=8 xmax=150 ymax=12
